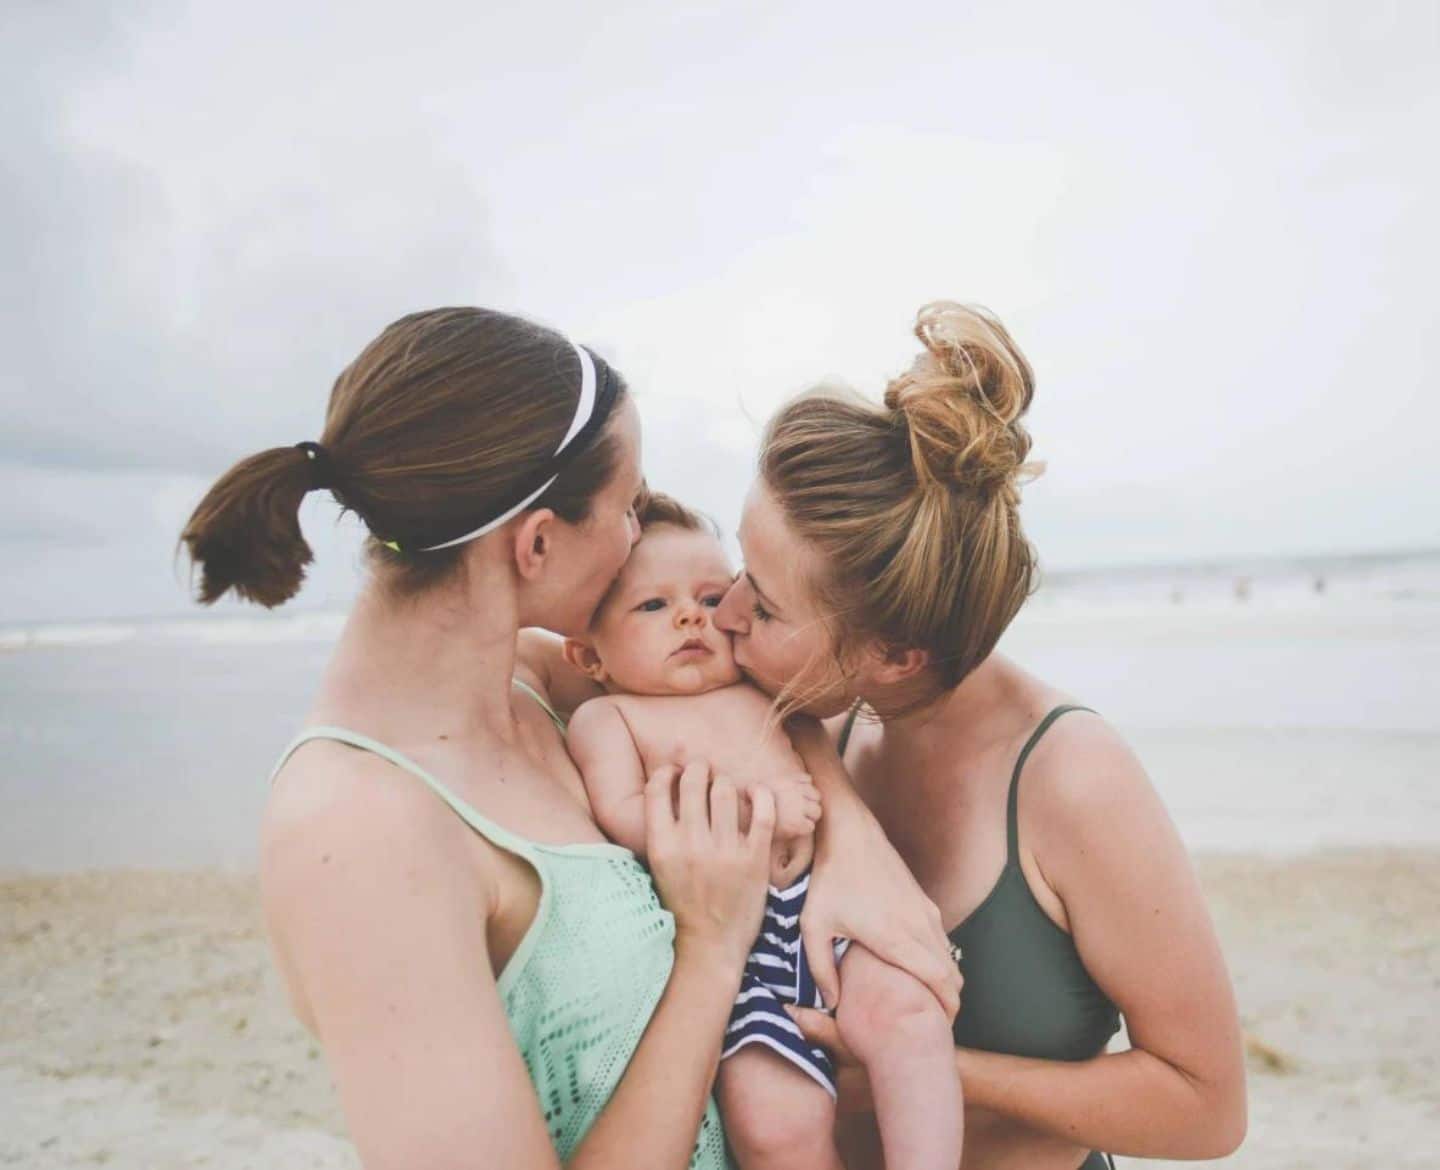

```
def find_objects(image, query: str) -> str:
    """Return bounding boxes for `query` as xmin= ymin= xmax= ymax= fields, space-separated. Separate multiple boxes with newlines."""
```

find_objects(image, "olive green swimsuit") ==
xmin=269 ymin=680 xmax=731 ymax=1167
xmin=840 ymin=703 xmax=1120 ymax=1170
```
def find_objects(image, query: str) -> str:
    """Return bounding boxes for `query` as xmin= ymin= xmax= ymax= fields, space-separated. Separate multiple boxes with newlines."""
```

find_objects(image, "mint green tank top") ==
xmin=268 ymin=680 xmax=731 ymax=1167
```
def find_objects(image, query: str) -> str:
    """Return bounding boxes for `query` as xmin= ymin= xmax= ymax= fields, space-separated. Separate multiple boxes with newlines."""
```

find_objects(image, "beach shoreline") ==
xmin=3 ymin=848 xmax=1437 ymax=1169
xmin=3 ymin=592 xmax=1435 ymax=1164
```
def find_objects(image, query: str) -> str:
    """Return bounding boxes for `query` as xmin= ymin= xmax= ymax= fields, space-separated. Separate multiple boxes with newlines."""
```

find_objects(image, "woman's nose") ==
xmin=714 ymin=579 xmax=749 ymax=635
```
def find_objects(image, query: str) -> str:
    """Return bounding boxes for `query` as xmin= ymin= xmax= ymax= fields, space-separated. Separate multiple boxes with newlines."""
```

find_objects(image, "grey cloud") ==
xmin=2 ymin=4 xmax=505 ymax=476
xmin=1 ymin=0 xmax=1436 ymax=626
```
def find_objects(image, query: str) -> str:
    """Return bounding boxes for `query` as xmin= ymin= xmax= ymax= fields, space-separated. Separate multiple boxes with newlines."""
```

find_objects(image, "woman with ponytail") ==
xmin=179 ymin=307 xmax=957 ymax=1170
xmin=716 ymin=302 xmax=1247 ymax=1169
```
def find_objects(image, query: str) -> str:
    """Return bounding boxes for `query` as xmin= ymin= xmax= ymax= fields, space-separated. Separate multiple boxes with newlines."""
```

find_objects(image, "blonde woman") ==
xmin=179 ymin=307 xmax=958 ymax=1170
xmin=714 ymin=303 xmax=1247 ymax=1170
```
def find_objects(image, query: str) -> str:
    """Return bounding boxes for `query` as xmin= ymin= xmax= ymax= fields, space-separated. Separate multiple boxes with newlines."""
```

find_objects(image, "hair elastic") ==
xmin=294 ymin=441 xmax=336 ymax=491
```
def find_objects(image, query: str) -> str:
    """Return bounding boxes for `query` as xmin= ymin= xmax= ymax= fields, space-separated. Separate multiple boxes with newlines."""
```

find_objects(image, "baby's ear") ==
xmin=562 ymin=637 xmax=609 ymax=684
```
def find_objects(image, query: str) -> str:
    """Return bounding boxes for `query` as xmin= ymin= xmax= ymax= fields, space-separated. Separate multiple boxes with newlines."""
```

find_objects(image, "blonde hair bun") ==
xmin=883 ymin=301 xmax=1038 ymax=497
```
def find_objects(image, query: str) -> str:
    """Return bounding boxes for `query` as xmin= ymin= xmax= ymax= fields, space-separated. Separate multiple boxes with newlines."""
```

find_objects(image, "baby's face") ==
xmin=587 ymin=524 xmax=741 ymax=695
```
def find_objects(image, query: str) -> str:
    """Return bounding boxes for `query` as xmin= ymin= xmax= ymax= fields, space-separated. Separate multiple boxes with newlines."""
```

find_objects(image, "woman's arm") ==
xmin=795 ymin=717 xmax=1248 ymax=1160
xmin=264 ymin=755 xmax=774 ymax=1170
xmin=952 ymin=717 xmax=1246 ymax=1158
xmin=572 ymin=764 xmax=776 ymax=1167
xmin=786 ymin=716 xmax=961 ymax=1018
xmin=262 ymin=755 xmax=566 ymax=1169
xmin=516 ymin=628 xmax=605 ymax=717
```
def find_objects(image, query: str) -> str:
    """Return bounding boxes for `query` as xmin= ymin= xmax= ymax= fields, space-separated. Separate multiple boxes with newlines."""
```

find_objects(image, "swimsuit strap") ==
xmin=836 ymin=700 xmax=864 ymax=758
xmin=512 ymin=675 xmax=568 ymax=733
xmin=1007 ymin=705 xmax=1097 ymax=861
xmin=268 ymin=722 xmax=544 ymax=859
xmin=267 ymin=679 xmax=569 ymax=858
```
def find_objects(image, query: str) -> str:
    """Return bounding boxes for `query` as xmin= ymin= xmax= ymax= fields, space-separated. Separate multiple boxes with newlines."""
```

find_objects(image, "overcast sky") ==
xmin=3 ymin=1 xmax=1437 ymax=623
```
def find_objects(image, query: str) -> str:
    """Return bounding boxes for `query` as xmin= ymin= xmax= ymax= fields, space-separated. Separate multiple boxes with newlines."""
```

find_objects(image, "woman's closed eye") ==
xmin=751 ymin=601 xmax=773 ymax=623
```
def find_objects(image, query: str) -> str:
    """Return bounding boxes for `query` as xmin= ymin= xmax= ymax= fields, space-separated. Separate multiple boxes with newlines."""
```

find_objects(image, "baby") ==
xmin=563 ymin=492 xmax=961 ymax=1170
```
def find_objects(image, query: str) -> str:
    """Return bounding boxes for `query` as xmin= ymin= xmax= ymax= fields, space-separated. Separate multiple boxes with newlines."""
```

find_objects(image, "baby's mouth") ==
xmin=671 ymin=638 xmax=711 ymax=658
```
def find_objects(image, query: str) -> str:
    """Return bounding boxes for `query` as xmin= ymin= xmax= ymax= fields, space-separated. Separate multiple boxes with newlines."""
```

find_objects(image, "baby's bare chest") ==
xmin=618 ymin=690 xmax=802 ymax=783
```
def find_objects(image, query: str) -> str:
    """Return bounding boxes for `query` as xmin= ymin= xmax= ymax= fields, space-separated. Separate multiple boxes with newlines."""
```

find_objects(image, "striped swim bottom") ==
xmin=721 ymin=869 xmax=850 ymax=1097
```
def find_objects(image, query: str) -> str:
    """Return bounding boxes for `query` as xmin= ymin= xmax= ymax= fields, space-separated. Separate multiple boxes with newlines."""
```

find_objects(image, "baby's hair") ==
xmin=582 ymin=488 xmax=722 ymax=631
xmin=635 ymin=488 xmax=720 ymax=538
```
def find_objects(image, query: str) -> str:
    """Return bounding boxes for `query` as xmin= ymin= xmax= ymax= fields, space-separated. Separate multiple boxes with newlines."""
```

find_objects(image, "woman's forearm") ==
xmin=569 ymin=939 xmax=743 ymax=1170
xmin=957 ymin=1044 xmax=1246 ymax=1161
xmin=786 ymin=716 xmax=869 ymax=855
xmin=787 ymin=714 xmax=960 ymax=1017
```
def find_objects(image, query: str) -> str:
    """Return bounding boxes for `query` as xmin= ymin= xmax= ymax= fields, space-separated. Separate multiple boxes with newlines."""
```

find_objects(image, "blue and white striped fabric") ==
xmin=720 ymin=869 xmax=850 ymax=1097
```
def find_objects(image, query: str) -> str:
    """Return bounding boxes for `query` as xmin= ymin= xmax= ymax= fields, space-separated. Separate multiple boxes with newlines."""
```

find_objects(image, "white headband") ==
xmin=412 ymin=340 xmax=599 ymax=552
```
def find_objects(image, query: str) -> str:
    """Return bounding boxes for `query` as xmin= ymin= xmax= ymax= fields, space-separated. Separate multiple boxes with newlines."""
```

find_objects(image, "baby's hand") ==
xmin=760 ymin=772 xmax=822 ymax=839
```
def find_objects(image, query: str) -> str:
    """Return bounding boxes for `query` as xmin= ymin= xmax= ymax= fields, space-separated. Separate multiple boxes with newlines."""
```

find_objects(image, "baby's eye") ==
xmin=701 ymin=594 xmax=723 ymax=608
xmin=637 ymin=598 xmax=666 ymax=613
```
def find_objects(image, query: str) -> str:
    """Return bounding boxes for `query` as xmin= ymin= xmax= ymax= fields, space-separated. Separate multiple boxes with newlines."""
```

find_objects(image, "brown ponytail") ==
xmin=760 ymin=301 xmax=1041 ymax=702
xmin=179 ymin=307 xmax=628 ymax=609
xmin=180 ymin=446 xmax=321 ymax=607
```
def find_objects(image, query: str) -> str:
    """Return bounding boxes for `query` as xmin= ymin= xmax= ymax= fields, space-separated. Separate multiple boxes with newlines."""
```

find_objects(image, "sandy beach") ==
xmin=2 ymin=850 xmax=1436 ymax=1170
xmin=2 ymin=588 xmax=1436 ymax=1166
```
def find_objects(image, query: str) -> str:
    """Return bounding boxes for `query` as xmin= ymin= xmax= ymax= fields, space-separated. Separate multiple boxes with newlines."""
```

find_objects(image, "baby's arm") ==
xmin=566 ymin=698 xmax=650 ymax=856
xmin=835 ymin=944 xmax=963 ymax=1170
xmin=749 ymin=769 xmax=823 ymax=840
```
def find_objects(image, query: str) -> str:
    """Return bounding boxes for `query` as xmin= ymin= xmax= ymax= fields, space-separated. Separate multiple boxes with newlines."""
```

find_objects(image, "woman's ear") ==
xmin=513 ymin=509 xmax=557 ymax=580
xmin=562 ymin=637 xmax=610 ymax=684
xmin=863 ymin=640 xmax=930 ymax=686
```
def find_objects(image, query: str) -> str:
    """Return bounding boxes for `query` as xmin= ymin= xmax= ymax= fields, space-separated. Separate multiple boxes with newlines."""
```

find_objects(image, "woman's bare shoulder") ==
xmin=515 ymin=628 xmax=558 ymax=692
xmin=259 ymin=742 xmax=568 ymax=1167
xmin=262 ymin=741 xmax=497 ymax=928
xmin=266 ymin=739 xmax=459 ymax=840
xmin=1017 ymin=704 xmax=1150 ymax=813
xmin=1015 ymin=702 xmax=1191 ymax=890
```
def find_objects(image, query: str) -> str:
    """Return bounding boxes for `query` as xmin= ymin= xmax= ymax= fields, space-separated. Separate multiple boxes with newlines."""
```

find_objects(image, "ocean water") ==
xmin=2 ymin=552 xmax=1438 ymax=871
xmin=0 ymin=638 xmax=333 ymax=871
xmin=1001 ymin=605 xmax=1440 ymax=853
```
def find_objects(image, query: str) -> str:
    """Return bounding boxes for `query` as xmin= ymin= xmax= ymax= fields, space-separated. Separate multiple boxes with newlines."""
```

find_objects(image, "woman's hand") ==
xmin=787 ymin=716 xmax=961 ymax=1018
xmin=783 ymin=1006 xmax=873 ymax=1115
xmin=645 ymin=760 xmax=777 ymax=970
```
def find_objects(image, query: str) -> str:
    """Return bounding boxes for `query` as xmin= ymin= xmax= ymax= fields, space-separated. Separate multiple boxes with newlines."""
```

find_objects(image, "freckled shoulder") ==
xmin=1017 ymin=709 xmax=1145 ymax=826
